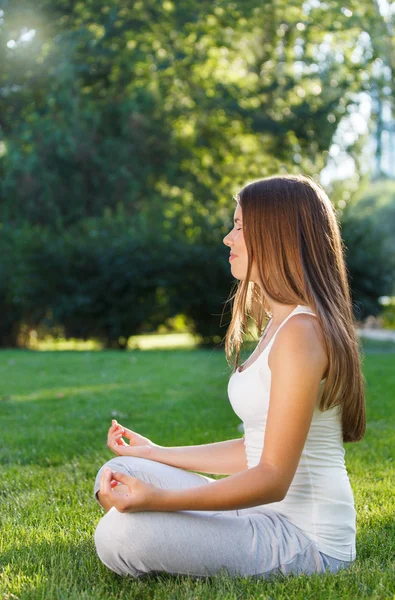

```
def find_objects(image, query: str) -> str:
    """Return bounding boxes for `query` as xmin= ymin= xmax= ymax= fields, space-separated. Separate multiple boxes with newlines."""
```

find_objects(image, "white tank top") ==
xmin=227 ymin=304 xmax=356 ymax=561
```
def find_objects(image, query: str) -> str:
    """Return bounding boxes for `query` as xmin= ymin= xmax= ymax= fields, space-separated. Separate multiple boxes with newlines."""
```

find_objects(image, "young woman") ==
xmin=93 ymin=174 xmax=366 ymax=580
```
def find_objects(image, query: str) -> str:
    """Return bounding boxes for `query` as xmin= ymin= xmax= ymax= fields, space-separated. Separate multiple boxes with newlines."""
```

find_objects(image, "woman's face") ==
xmin=223 ymin=203 xmax=260 ymax=283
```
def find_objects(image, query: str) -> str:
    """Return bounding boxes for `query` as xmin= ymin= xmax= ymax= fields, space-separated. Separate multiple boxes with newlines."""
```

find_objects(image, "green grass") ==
xmin=0 ymin=337 xmax=394 ymax=599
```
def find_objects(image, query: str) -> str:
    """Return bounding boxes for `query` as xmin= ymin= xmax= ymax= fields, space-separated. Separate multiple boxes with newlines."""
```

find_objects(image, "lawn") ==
xmin=0 ymin=337 xmax=394 ymax=599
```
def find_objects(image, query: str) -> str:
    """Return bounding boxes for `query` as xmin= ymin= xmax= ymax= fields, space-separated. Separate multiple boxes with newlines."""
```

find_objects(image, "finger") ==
xmin=111 ymin=471 xmax=135 ymax=486
xmin=108 ymin=438 xmax=124 ymax=452
xmin=112 ymin=431 xmax=128 ymax=444
xmin=112 ymin=433 xmax=128 ymax=446
xmin=120 ymin=428 xmax=135 ymax=443
xmin=121 ymin=426 xmax=134 ymax=436
xmin=100 ymin=467 xmax=113 ymax=496
xmin=111 ymin=420 xmax=124 ymax=433
xmin=115 ymin=437 xmax=128 ymax=446
xmin=111 ymin=427 xmax=125 ymax=439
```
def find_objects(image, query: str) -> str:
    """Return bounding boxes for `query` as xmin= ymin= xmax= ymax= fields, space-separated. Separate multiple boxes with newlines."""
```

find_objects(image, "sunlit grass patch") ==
xmin=0 ymin=338 xmax=394 ymax=599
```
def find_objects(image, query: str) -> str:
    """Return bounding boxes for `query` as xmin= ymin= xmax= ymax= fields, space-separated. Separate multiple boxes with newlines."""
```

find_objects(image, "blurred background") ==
xmin=1 ymin=0 xmax=395 ymax=351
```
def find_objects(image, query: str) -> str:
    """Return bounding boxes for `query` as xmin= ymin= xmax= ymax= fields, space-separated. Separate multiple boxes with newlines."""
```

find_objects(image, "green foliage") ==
xmin=0 ymin=0 xmax=378 ymax=230
xmin=163 ymin=239 xmax=234 ymax=347
xmin=341 ymin=208 xmax=394 ymax=320
xmin=7 ymin=215 xmax=168 ymax=348
xmin=381 ymin=301 xmax=395 ymax=329
xmin=352 ymin=178 xmax=395 ymax=268
xmin=0 ymin=225 xmax=25 ymax=346
xmin=3 ymin=214 xmax=234 ymax=348
xmin=3 ymin=200 xmax=393 ymax=348
xmin=0 ymin=0 xmax=391 ymax=345
xmin=338 ymin=177 xmax=395 ymax=319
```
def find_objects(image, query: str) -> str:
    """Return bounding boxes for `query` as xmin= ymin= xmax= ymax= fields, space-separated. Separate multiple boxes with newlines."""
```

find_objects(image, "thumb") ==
xmin=112 ymin=471 xmax=134 ymax=486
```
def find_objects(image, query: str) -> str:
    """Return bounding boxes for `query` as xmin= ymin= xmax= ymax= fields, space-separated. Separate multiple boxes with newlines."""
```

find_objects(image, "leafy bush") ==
xmin=0 ymin=225 xmax=26 ymax=347
xmin=2 ymin=213 xmax=233 ymax=348
xmin=340 ymin=206 xmax=395 ymax=320
xmin=163 ymin=239 xmax=233 ymax=347
xmin=3 ymin=202 xmax=392 ymax=348
xmin=9 ymin=214 xmax=169 ymax=348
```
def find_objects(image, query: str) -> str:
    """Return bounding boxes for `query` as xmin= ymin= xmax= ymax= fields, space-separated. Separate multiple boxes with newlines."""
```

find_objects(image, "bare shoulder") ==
xmin=268 ymin=313 xmax=328 ymax=380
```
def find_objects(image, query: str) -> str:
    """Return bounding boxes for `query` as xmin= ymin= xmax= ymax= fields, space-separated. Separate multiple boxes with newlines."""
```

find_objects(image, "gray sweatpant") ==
xmin=93 ymin=456 xmax=353 ymax=580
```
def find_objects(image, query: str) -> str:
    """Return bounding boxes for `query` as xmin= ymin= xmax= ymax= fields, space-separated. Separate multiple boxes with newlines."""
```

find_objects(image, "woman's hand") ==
xmin=107 ymin=419 xmax=158 ymax=458
xmin=99 ymin=467 xmax=164 ymax=513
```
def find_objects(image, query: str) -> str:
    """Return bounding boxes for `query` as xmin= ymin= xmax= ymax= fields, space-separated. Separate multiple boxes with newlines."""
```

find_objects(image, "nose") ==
xmin=223 ymin=232 xmax=233 ymax=246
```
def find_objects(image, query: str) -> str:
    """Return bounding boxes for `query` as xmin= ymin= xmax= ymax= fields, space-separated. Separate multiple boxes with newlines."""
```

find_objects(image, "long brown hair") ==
xmin=223 ymin=174 xmax=366 ymax=443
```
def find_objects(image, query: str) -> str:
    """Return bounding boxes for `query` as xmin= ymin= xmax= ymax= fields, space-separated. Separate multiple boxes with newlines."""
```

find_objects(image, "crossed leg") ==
xmin=93 ymin=456 xmax=331 ymax=580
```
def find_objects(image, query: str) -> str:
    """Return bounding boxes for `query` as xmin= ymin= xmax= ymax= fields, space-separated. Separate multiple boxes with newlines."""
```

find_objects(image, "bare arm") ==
xmin=107 ymin=421 xmax=247 ymax=475
xmin=101 ymin=316 xmax=329 ymax=513
xmin=148 ymin=437 xmax=248 ymax=475
xmin=151 ymin=315 xmax=328 ymax=511
xmin=100 ymin=431 xmax=248 ymax=511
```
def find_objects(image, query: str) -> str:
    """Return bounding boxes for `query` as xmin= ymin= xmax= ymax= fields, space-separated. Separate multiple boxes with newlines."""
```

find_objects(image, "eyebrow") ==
xmin=234 ymin=218 xmax=242 ymax=223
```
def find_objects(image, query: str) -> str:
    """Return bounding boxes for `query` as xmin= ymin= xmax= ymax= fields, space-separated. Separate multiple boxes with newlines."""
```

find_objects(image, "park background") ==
xmin=1 ymin=1 xmax=395 ymax=599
